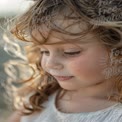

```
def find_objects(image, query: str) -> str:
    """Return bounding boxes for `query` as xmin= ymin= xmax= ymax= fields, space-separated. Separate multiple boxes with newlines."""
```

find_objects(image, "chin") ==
xmin=59 ymin=84 xmax=78 ymax=91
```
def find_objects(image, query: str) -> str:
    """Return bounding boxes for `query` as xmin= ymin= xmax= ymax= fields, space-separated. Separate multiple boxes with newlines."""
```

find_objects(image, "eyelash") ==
xmin=64 ymin=51 xmax=81 ymax=55
xmin=40 ymin=51 xmax=81 ymax=56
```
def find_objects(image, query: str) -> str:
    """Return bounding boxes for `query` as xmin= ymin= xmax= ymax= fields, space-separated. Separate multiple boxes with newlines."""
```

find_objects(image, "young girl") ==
xmin=8 ymin=0 xmax=122 ymax=122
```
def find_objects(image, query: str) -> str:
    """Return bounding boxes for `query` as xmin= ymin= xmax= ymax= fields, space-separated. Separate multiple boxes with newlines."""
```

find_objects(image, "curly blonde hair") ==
xmin=9 ymin=0 xmax=122 ymax=115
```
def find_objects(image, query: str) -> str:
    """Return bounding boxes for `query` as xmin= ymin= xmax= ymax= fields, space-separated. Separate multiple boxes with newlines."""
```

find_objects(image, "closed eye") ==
xmin=64 ymin=51 xmax=81 ymax=55
xmin=40 ymin=51 xmax=81 ymax=56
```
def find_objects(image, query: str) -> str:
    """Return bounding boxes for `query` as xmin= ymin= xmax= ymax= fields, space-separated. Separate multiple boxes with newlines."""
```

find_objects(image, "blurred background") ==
xmin=0 ymin=0 xmax=34 ymax=121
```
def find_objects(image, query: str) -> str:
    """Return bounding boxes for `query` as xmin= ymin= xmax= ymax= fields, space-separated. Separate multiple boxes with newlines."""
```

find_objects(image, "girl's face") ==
xmin=40 ymin=31 xmax=109 ymax=91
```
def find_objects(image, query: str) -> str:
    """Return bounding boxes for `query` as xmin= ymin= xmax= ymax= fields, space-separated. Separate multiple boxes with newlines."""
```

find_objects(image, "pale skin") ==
xmin=40 ymin=31 xmax=117 ymax=113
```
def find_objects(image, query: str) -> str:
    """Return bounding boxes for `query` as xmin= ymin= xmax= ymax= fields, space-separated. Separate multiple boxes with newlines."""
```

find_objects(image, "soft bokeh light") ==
xmin=0 ymin=0 xmax=34 ymax=17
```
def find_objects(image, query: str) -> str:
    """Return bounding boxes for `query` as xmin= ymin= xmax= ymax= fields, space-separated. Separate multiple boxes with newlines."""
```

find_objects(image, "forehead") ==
xmin=31 ymin=18 xmax=98 ymax=45
xmin=31 ymin=30 xmax=98 ymax=46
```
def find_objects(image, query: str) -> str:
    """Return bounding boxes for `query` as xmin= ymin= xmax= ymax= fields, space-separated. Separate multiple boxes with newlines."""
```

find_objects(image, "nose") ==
xmin=45 ymin=56 xmax=64 ymax=70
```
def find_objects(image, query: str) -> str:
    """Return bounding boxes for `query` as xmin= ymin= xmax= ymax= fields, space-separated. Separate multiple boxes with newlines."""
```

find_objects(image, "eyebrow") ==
xmin=41 ymin=38 xmax=91 ymax=46
xmin=35 ymin=33 xmax=93 ymax=49
xmin=39 ymin=40 xmax=89 ymax=51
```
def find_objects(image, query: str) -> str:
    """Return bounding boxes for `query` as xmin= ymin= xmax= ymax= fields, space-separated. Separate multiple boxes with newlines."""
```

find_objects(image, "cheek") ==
xmin=69 ymin=53 xmax=107 ymax=77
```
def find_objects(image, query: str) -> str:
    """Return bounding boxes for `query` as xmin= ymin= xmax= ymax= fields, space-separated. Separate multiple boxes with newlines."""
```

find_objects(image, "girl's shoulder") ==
xmin=112 ymin=103 xmax=122 ymax=115
xmin=100 ymin=102 xmax=122 ymax=121
xmin=20 ymin=91 xmax=57 ymax=122
xmin=20 ymin=111 xmax=41 ymax=122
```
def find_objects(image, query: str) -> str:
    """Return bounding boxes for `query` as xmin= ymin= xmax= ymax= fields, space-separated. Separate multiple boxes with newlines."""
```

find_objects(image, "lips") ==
xmin=53 ymin=76 xmax=74 ymax=81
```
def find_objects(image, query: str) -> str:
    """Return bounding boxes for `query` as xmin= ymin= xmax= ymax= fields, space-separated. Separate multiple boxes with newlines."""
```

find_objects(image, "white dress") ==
xmin=21 ymin=91 xmax=122 ymax=122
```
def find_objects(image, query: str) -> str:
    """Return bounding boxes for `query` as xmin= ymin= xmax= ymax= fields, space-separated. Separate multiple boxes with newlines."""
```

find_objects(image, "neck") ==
xmin=64 ymin=79 xmax=114 ymax=101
